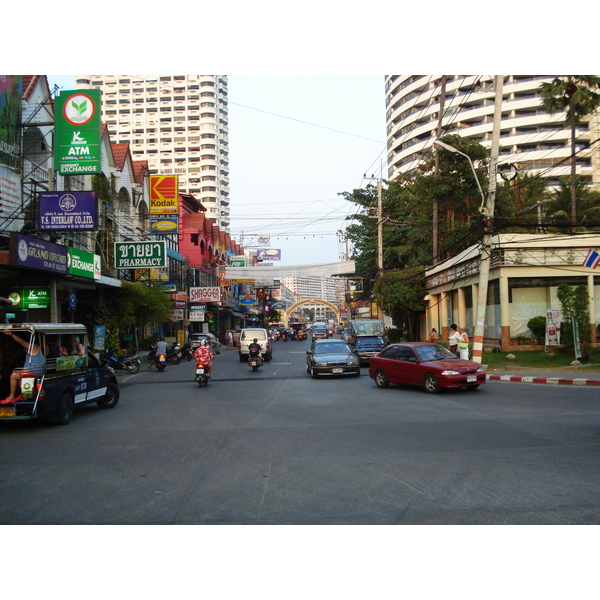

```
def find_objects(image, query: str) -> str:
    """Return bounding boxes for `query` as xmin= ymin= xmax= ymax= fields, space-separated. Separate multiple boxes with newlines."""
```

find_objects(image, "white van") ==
xmin=239 ymin=328 xmax=272 ymax=362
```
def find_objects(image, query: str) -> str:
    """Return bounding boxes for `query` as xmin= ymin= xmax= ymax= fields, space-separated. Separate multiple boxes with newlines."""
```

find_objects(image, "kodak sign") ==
xmin=150 ymin=175 xmax=179 ymax=214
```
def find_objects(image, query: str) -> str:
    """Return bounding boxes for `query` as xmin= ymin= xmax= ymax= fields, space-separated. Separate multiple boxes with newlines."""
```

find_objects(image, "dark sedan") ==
xmin=311 ymin=327 xmax=329 ymax=341
xmin=306 ymin=339 xmax=360 ymax=379
xmin=353 ymin=335 xmax=387 ymax=366
xmin=368 ymin=342 xmax=486 ymax=393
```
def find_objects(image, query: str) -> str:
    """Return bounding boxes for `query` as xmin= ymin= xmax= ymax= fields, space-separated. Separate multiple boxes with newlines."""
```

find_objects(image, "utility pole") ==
xmin=471 ymin=75 xmax=503 ymax=364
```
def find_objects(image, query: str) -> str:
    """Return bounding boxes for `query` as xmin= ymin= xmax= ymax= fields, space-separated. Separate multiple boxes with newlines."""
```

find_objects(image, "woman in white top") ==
xmin=448 ymin=323 xmax=460 ymax=356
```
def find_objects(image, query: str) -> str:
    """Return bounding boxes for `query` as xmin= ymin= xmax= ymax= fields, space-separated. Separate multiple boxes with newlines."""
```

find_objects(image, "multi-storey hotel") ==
xmin=75 ymin=75 xmax=231 ymax=229
xmin=281 ymin=276 xmax=346 ymax=305
xmin=385 ymin=75 xmax=600 ymax=187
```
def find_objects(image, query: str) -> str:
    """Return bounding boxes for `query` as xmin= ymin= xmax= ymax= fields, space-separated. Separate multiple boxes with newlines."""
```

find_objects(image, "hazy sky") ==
xmin=47 ymin=74 xmax=386 ymax=266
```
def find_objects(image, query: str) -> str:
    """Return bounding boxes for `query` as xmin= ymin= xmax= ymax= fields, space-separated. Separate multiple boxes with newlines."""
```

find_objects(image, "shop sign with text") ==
xmin=189 ymin=287 xmax=220 ymax=303
xmin=39 ymin=192 xmax=98 ymax=231
xmin=114 ymin=241 xmax=167 ymax=269
xmin=54 ymin=89 xmax=102 ymax=175
xmin=10 ymin=233 xmax=68 ymax=274
xmin=149 ymin=175 xmax=179 ymax=214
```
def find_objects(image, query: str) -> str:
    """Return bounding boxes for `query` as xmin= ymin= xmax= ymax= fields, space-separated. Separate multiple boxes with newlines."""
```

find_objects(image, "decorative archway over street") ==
xmin=284 ymin=299 xmax=340 ymax=325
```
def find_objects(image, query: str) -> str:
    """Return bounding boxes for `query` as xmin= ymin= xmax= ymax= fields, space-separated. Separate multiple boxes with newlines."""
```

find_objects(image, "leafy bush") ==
xmin=386 ymin=328 xmax=403 ymax=343
xmin=527 ymin=316 xmax=547 ymax=344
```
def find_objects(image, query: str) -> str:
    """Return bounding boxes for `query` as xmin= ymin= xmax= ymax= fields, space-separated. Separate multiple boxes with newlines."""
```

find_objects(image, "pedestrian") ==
xmin=429 ymin=328 xmax=439 ymax=342
xmin=458 ymin=326 xmax=470 ymax=360
xmin=448 ymin=323 xmax=460 ymax=356
xmin=226 ymin=329 xmax=234 ymax=351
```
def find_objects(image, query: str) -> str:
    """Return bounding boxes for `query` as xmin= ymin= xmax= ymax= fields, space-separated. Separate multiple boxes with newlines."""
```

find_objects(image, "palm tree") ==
xmin=540 ymin=76 xmax=600 ymax=232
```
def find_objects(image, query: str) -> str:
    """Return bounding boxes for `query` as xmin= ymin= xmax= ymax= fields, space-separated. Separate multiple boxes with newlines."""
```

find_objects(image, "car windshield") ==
xmin=313 ymin=328 xmax=327 ymax=334
xmin=414 ymin=345 xmax=457 ymax=362
xmin=356 ymin=336 xmax=385 ymax=347
xmin=315 ymin=342 xmax=350 ymax=354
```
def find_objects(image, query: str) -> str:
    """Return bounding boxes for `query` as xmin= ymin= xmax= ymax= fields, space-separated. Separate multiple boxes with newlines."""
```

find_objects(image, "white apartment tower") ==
xmin=281 ymin=276 xmax=346 ymax=305
xmin=385 ymin=75 xmax=600 ymax=188
xmin=76 ymin=75 xmax=231 ymax=229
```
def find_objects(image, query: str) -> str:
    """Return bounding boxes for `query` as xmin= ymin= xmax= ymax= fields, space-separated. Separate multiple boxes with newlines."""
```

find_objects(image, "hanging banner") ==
xmin=0 ymin=76 xmax=22 ymax=170
xmin=54 ymin=89 xmax=102 ymax=175
xmin=149 ymin=175 xmax=179 ymax=214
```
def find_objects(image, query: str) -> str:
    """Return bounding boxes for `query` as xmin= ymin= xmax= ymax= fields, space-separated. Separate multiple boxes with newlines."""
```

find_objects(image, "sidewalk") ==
xmin=485 ymin=364 xmax=600 ymax=386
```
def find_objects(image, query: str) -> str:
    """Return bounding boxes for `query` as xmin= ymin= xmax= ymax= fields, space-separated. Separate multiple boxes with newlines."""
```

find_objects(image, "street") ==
xmin=1 ymin=337 xmax=599 ymax=525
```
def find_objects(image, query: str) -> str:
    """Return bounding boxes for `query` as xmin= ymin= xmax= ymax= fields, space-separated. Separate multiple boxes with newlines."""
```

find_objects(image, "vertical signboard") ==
xmin=54 ymin=89 xmax=102 ymax=175
xmin=149 ymin=175 xmax=179 ymax=214
xmin=0 ymin=76 xmax=22 ymax=169
xmin=0 ymin=76 xmax=23 ymax=222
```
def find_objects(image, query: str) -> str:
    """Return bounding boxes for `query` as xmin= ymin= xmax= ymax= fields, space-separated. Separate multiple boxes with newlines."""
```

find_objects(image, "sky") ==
xmin=46 ymin=74 xmax=386 ymax=267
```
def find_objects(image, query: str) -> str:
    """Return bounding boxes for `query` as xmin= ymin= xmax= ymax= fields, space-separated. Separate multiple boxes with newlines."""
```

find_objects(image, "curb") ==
xmin=486 ymin=374 xmax=600 ymax=386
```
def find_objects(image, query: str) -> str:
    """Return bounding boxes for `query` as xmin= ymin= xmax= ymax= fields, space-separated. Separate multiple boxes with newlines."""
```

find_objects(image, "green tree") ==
xmin=540 ymin=76 xmax=600 ymax=232
xmin=556 ymin=282 xmax=591 ymax=351
xmin=544 ymin=176 xmax=600 ymax=228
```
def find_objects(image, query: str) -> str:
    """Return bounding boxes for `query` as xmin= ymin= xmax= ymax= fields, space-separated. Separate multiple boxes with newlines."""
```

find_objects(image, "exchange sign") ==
xmin=54 ymin=89 xmax=102 ymax=175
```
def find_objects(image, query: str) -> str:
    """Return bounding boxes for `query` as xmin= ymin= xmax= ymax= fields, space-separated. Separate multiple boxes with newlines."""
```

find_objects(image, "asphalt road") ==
xmin=1 ymin=337 xmax=599 ymax=525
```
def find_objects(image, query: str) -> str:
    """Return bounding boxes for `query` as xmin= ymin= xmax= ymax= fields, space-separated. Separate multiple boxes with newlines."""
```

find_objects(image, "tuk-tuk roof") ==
xmin=5 ymin=323 xmax=88 ymax=335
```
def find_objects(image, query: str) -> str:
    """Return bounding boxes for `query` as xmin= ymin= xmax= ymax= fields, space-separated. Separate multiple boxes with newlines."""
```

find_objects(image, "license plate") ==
xmin=467 ymin=375 xmax=477 ymax=382
xmin=0 ymin=406 xmax=15 ymax=417
xmin=332 ymin=368 xmax=344 ymax=373
xmin=196 ymin=368 xmax=204 ymax=374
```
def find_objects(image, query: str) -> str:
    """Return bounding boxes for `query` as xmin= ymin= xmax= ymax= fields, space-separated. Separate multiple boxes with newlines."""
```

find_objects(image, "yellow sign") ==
xmin=149 ymin=175 xmax=179 ymax=214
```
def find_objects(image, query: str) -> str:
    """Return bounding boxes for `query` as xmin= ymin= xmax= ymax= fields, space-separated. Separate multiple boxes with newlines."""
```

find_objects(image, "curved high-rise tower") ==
xmin=385 ymin=75 xmax=600 ymax=188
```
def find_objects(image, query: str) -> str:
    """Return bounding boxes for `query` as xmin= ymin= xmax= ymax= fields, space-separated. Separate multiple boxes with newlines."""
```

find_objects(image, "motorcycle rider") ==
xmin=248 ymin=338 xmax=262 ymax=364
xmin=149 ymin=337 xmax=168 ymax=370
xmin=193 ymin=339 xmax=214 ymax=378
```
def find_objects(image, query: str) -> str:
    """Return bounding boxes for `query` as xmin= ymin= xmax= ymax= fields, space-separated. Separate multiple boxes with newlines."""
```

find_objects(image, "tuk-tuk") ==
xmin=0 ymin=323 xmax=119 ymax=425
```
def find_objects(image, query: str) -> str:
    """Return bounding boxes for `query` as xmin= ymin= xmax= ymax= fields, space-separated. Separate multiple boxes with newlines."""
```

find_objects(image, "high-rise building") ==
xmin=385 ymin=75 xmax=600 ymax=188
xmin=76 ymin=74 xmax=231 ymax=229
xmin=281 ymin=276 xmax=345 ymax=305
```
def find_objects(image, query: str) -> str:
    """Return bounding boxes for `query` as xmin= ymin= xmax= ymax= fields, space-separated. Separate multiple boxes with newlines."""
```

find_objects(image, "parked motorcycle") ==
xmin=181 ymin=344 xmax=193 ymax=362
xmin=166 ymin=342 xmax=182 ymax=365
xmin=195 ymin=362 xmax=210 ymax=387
xmin=156 ymin=353 xmax=167 ymax=372
xmin=104 ymin=348 xmax=141 ymax=374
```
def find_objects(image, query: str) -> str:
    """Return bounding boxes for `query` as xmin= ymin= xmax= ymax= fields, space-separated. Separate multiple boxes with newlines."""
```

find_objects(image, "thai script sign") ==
xmin=39 ymin=192 xmax=98 ymax=231
xmin=54 ymin=89 xmax=102 ymax=175
xmin=11 ymin=233 xmax=68 ymax=274
xmin=189 ymin=287 xmax=220 ymax=303
xmin=114 ymin=241 xmax=167 ymax=269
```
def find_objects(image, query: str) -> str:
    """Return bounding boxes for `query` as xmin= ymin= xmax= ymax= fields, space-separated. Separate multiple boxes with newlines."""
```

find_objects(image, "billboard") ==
xmin=54 ymin=89 xmax=102 ymax=175
xmin=0 ymin=76 xmax=22 ymax=169
xmin=189 ymin=287 xmax=221 ymax=303
xmin=150 ymin=175 xmax=179 ymax=214
xmin=39 ymin=191 xmax=98 ymax=231
xmin=149 ymin=216 xmax=179 ymax=234
xmin=256 ymin=249 xmax=281 ymax=261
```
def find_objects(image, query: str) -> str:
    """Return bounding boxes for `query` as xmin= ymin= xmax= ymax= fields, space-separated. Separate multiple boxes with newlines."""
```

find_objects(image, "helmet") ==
xmin=199 ymin=339 xmax=208 ymax=348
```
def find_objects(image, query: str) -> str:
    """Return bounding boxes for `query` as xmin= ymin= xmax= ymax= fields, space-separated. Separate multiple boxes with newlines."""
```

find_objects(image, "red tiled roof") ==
xmin=111 ymin=143 xmax=131 ymax=171
xmin=22 ymin=76 xmax=39 ymax=100
xmin=132 ymin=160 xmax=148 ymax=185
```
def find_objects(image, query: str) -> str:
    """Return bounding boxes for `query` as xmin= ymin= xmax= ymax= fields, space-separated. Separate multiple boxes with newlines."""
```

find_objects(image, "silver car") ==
xmin=189 ymin=332 xmax=221 ymax=354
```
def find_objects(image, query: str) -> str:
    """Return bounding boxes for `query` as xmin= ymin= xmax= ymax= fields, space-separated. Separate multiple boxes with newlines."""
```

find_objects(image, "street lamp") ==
xmin=433 ymin=139 xmax=485 ymax=210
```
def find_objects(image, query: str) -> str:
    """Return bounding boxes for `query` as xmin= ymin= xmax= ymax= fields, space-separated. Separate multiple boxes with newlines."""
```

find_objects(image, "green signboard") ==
xmin=7 ymin=288 xmax=50 ymax=309
xmin=54 ymin=89 xmax=102 ymax=175
xmin=68 ymin=246 xmax=98 ymax=279
xmin=114 ymin=241 xmax=167 ymax=269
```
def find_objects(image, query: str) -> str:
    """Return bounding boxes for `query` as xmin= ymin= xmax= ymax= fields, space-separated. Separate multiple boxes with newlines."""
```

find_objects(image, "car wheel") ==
xmin=423 ymin=373 xmax=440 ymax=394
xmin=310 ymin=365 xmax=318 ymax=379
xmin=374 ymin=370 xmax=389 ymax=388
xmin=97 ymin=383 xmax=120 ymax=409
xmin=54 ymin=392 xmax=74 ymax=425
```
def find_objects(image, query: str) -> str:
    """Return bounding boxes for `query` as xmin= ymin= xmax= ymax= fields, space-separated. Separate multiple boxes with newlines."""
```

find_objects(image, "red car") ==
xmin=368 ymin=342 xmax=486 ymax=393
